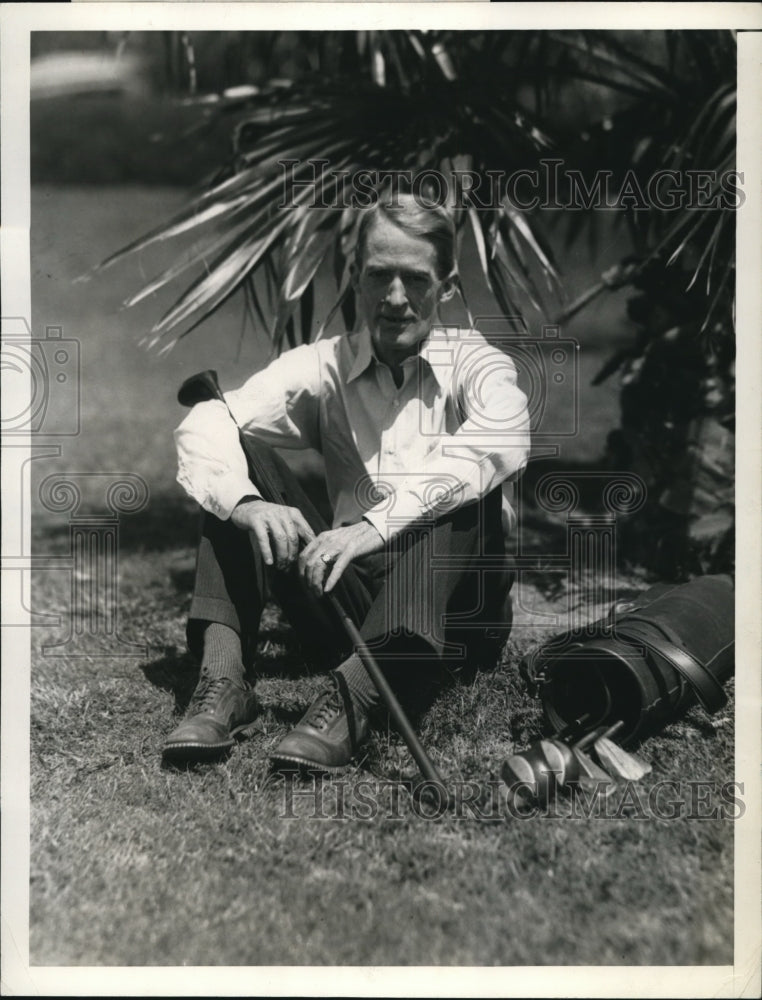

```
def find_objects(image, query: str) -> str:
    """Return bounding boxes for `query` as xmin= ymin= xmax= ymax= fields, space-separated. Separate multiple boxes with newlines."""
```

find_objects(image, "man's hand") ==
xmin=299 ymin=520 xmax=384 ymax=597
xmin=230 ymin=499 xmax=315 ymax=570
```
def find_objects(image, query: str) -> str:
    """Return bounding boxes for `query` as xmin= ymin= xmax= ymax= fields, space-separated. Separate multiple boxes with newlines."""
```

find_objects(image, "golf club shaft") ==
xmin=573 ymin=719 xmax=624 ymax=753
xmin=554 ymin=712 xmax=593 ymax=741
xmin=328 ymin=594 xmax=450 ymax=798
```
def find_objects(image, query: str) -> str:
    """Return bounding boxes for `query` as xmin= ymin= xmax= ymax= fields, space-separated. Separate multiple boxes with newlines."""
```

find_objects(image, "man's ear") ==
xmin=438 ymin=272 xmax=458 ymax=303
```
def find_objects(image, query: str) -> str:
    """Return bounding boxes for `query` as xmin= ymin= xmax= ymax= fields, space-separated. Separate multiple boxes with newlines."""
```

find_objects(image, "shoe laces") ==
xmin=304 ymin=685 xmax=344 ymax=730
xmin=189 ymin=675 xmax=231 ymax=714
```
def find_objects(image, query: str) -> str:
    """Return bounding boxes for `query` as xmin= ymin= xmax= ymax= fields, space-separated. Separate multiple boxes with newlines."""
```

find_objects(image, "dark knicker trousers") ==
xmin=187 ymin=437 xmax=515 ymax=702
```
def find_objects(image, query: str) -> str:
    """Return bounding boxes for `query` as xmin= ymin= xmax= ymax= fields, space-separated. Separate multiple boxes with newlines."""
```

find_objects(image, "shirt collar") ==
xmin=346 ymin=327 xmax=375 ymax=383
xmin=346 ymin=326 xmax=449 ymax=390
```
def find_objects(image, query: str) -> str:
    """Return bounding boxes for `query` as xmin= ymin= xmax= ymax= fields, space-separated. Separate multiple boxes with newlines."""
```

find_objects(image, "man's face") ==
xmin=354 ymin=214 xmax=455 ymax=368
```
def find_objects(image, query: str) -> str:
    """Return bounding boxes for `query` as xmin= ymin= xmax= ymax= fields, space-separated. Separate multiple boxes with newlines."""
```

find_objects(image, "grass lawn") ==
xmin=30 ymin=552 xmax=735 ymax=967
xmin=27 ymin=185 xmax=734 ymax=967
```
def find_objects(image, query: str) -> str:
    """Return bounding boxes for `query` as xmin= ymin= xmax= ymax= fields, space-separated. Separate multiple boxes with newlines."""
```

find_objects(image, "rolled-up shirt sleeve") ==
xmin=363 ymin=342 xmax=531 ymax=541
xmin=174 ymin=344 xmax=322 ymax=520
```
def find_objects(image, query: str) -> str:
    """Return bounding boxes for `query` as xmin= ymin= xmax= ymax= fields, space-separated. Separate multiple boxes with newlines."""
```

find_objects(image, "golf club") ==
xmin=570 ymin=746 xmax=618 ymax=798
xmin=501 ymin=720 xmax=625 ymax=805
xmin=553 ymin=711 xmax=593 ymax=741
xmin=178 ymin=369 xmax=452 ymax=808
xmin=593 ymin=734 xmax=652 ymax=781
xmin=328 ymin=595 xmax=451 ymax=806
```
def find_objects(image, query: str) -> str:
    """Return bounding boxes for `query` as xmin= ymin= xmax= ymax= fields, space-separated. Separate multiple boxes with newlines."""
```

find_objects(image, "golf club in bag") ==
xmin=521 ymin=574 xmax=734 ymax=748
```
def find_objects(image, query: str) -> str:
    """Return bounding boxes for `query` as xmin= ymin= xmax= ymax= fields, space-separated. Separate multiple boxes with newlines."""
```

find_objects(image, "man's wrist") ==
xmin=234 ymin=494 xmax=263 ymax=508
xmin=361 ymin=514 xmax=385 ymax=544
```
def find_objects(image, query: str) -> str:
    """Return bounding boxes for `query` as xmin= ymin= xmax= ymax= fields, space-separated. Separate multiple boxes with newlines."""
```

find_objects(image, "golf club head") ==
xmin=501 ymin=739 xmax=578 ymax=806
xmin=540 ymin=739 xmax=579 ymax=786
xmin=178 ymin=369 xmax=226 ymax=408
xmin=570 ymin=747 xmax=618 ymax=799
xmin=594 ymin=737 xmax=652 ymax=782
xmin=501 ymin=752 xmax=536 ymax=791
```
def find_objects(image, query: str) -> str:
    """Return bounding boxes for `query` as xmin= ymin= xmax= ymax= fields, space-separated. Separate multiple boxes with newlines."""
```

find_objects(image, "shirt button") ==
xmin=392 ymin=399 xmax=400 ymax=408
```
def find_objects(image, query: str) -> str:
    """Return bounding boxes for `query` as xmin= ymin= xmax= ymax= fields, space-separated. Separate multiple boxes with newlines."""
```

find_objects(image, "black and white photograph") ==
xmin=1 ymin=3 xmax=760 ymax=996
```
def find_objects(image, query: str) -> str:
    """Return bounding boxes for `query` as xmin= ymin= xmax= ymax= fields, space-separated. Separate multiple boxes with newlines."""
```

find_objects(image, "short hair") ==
xmin=355 ymin=192 xmax=457 ymax=281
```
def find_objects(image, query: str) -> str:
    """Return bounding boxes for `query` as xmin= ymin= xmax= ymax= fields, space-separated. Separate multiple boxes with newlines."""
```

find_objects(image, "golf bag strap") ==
xmin=614 ymin=623 xmax=728 ymax=714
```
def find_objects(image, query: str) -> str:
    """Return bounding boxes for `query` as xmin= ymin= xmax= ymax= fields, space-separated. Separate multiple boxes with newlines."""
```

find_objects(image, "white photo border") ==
xmin=2 ymin=4 xmax=760 ymax=997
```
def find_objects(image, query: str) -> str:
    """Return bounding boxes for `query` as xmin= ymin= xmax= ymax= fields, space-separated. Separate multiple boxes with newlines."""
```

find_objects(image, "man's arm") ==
xmin=174 ymin=344 xmax=323 ymax=568
xmin=175 ymin=397 xmax=259 ymax=520
xmin=300 ymin=340 xmax=528 ymax=596
xmin=174 ymin=342 xmax=323 ymax=521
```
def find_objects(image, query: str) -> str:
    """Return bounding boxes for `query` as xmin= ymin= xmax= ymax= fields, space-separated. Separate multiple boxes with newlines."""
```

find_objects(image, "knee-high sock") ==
xmin=334 ymin=652 xmax=379 ymax=714
xmin=199 ymin=622 xmax=246 ymax=685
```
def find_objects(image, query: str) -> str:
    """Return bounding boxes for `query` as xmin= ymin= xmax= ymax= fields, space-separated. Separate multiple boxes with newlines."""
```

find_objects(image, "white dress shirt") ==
xmin=175 ymin=325 xmax=531 ymax=542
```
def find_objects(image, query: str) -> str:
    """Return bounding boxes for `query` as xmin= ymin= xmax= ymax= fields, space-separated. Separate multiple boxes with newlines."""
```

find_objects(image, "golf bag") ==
xmin=520 ymin=574 xmax=734 ymax=747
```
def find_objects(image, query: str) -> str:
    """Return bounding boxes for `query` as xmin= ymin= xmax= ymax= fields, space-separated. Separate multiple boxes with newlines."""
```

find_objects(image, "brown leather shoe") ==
xmin=270 ymin=677 xmax=369 ymax=771
xmin=162 ymin=675 xmax=260 ymax=763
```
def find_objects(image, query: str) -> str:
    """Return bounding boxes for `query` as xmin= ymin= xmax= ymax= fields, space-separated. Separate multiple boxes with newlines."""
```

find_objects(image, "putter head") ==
xmin=178 ymin=369 xmax=226 ymax=408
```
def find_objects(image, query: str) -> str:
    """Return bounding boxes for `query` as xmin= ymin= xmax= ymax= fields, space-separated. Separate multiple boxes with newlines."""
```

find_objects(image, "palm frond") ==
xmin=104 ymin=29 xmax=736 ymax=354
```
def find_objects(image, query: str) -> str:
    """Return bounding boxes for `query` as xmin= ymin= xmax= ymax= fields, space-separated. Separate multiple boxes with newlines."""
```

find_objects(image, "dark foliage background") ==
xmin=32 ymin=29 xmax=735 ymax=579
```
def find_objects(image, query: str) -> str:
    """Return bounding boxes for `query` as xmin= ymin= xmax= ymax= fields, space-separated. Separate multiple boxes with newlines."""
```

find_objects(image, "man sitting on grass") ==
xmin=165 ymin=191 xmax=531 ymax=770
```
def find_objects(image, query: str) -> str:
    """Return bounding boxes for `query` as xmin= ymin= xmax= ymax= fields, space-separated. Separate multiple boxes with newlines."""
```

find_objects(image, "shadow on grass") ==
xmin=141 ymin=628 xmax=323 ymax=715
xmin=141 ymin=647 xmax=199 ymax=714
xmin=119 ymin=498 xmax=201 ymax=552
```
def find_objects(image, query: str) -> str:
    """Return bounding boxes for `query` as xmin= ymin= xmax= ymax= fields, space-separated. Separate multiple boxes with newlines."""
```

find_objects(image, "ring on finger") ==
xmin=320 ymin=552 xmax=335 ymax=564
